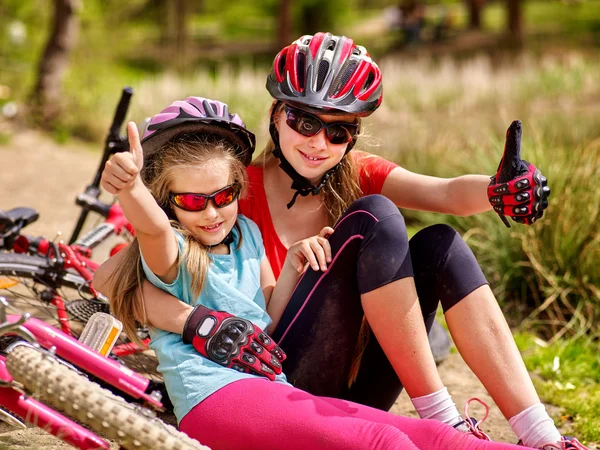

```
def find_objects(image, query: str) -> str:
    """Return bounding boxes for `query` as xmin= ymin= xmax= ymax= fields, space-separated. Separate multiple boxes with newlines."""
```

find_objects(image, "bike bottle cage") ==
xmin=79 ymin=312 xmax=123 ymax=356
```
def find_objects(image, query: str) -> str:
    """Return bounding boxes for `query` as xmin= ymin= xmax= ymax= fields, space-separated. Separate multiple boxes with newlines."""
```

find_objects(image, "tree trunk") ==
xmin=467 ymin=0 xmax=486 ymax=29
xmin=507 ymin=0 xmax=523 ymax=45
xmin=300 ymin=5 xmax=322 ymax=36
xmin=277 ymin=0 xmax=292 ymax=49
xmin=175 ymin=0 xmax=187 ymax=71
xmin=31 ymin=0 xmax=81 ymax=123
xmin=162 ymin=0 xmax=188 ymax=71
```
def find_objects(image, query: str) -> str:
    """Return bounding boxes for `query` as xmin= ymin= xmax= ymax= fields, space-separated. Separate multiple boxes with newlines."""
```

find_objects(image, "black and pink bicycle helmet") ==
xmin=141 ymin=96 xmax=255 ymax=167
xmin=267 ymin=32 xmax=383 ymax=117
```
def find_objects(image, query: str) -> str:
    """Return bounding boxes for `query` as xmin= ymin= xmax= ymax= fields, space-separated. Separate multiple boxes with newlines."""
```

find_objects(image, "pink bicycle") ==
xmin=0 ymin=296 xmax=207 ymax=449
xmin=0 ymin=88 xmax=166 ymax=401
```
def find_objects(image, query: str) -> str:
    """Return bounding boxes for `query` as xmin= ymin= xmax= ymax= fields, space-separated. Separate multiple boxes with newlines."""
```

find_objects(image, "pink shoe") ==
xmin=518 ymin=436 xmax=592 ymax=449
xmin=539 ymin=437 xmax=592 ymax=450
xmin=453 ymin=398 xmax=492 ymax=441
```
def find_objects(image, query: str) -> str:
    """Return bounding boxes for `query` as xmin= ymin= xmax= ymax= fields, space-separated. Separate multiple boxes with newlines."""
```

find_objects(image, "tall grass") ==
xmin=74 ymin=51 xmax=600 ymax=337
xmin=372 ymin=52 xmax=600 ymax=339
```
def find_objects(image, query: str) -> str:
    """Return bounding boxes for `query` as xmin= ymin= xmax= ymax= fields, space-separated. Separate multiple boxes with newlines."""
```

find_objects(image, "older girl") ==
xmin=98 ymin=96 xmax=537 ymax=450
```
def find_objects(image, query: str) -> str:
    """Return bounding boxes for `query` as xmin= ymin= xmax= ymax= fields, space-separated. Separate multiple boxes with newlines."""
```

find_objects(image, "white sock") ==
xmin=411 ymin=387 xmax=463 ymax=426
xmin=509 ymin=403 xmax=562 ymax=449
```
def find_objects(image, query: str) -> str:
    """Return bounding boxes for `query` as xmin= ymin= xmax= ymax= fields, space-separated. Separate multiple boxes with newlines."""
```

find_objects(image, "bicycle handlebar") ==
xmin=108 ymin=87 xmax=133 ymax=140
xmin=75 ymin=188 xmax=112 ymax=217
xmin=69 ymin=87 xmax=134 ymax=244
xmin=91 ymin=87 xmax=133 ymax=188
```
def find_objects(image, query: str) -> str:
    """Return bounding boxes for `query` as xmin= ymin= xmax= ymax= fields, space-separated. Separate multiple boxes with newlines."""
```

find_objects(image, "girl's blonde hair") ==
xmin=109 ymin=136 xmax=248 ymax=344
xmin=255 ymin=102 xmax=363 ymax=225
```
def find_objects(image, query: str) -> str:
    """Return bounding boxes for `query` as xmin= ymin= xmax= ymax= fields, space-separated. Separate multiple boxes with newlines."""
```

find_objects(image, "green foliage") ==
xmin=483 ymin=0 xmax=600 ymax=38
xmin=517 ymin=333 xmax=600 ymax=442
xmin=0 ymin=1 xmax=50 ymax=98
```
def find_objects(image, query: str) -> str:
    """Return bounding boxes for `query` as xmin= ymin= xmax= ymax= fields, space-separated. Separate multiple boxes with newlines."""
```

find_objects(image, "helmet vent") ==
xmin=332 ymin=62 xmax=357 ymax=96
xmin=316 ymin=60 xmax=329 ymax=91
xmin=297 ymin=53 xmax=306 ymax=90
xmin=278 ymin=55 xmax=287 ymax=79
xmin=363 ymin=72 xmax=375 ymax=92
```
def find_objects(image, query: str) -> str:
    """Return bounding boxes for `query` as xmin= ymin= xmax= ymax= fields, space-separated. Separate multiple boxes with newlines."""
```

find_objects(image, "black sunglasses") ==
xmin=169 ymin=183 xmax=241 ymax=212
xmin=284 ymin=106 xmax=359 ymax=145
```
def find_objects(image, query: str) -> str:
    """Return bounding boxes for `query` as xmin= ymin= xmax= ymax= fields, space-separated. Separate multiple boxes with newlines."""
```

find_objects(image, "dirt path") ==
xmin=0 ymin=127 xmax=570 ymax=448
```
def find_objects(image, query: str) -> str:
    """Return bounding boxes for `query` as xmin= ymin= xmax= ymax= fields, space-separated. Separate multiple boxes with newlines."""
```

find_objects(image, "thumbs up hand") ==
xmin=101 ymin=122 xmax=144 ymax=195
xmin=487 ymin=120 xmax=551 ymax=227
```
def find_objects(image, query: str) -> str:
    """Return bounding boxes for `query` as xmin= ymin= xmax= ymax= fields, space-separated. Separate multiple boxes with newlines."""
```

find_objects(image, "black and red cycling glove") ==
xmin=487 ymin=120 xmax=551 ymax=227
xmin=183 ymin=305 xmax=286 ymax=381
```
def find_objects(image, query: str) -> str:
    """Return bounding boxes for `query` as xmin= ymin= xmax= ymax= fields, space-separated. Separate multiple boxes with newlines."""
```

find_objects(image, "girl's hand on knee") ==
xmin=286 ymin=227 xmax=334 ymax=273
xmin=101 ymin=122 xmax=144 ymax=195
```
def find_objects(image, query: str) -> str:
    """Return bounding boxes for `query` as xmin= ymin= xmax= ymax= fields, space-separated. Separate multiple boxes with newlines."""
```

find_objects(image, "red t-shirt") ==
xmin=239 ymin=151 xmax=398 ymax=278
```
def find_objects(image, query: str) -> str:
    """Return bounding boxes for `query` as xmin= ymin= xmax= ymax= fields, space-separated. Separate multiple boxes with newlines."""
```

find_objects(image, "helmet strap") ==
xmin=269 ymin=108 xmax=352 ymax=209
xmin=205 ymin=231 xmax=234 ymax=249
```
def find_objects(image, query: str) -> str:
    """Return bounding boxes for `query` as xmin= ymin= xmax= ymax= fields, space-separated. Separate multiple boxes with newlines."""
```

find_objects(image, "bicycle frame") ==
xmin=0 ymin=377 xmax=109 ymax=449
xmin=1 ymin=87 xmax=152 ymax=371
xmin=0 ymin=297 xmax=162 ymax=449
xmin=9 ymin=202 xmax=151 ymax=354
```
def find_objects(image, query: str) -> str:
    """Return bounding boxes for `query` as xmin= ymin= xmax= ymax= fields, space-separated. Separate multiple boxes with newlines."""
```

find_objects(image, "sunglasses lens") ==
xmin=172 ymin=194 xmax=207 ymax=211
xmin=326 ymin=126 xmax=354 ymax=145
xmin=213 ymin=184 xmax=239 ymax=207
xmin=286 ymin=107 xmax=356 ymax=145
xmin=286 ymin=109 xmax=321 ymax=137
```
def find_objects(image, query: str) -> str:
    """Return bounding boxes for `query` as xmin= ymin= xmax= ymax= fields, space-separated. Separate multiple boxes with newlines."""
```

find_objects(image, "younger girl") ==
xmin=100 ymin=97 xmax=534 ymax=450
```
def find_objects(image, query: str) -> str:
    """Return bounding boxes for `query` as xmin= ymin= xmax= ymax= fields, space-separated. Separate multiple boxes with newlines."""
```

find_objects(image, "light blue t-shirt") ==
xmin=140 ymin=215 xmax=289 ymax=423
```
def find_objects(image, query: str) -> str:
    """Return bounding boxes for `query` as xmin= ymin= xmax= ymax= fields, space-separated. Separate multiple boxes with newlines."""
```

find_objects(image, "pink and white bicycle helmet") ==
xmin=267 ymin=32 xmax=383 ymax=117
xmin=141 ymin=97 xmax=255 ymax=167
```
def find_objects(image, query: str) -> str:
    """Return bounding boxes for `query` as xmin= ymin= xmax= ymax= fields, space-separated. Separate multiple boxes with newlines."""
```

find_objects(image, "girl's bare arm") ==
xmin=381 ymin=166 xmax=491 ymax=217
xmin=101 ymin=122 xmax=178 ymax=281
xmin=94 ymin=253 xmax=192 ymax=334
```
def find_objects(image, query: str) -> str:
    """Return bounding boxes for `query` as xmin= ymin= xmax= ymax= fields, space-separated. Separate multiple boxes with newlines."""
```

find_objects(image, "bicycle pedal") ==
xmin=79 ymin=312 xmax=122 ymax=356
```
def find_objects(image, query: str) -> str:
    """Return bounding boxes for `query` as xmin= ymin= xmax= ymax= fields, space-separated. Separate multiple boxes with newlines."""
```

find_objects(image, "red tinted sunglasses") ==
xmin=284 ymin=106 xmax=359 ymax=145
xmin=169 ymin=183 xmax=241 ymax=212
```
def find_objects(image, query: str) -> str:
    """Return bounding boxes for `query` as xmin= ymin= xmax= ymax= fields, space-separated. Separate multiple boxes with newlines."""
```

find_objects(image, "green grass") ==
xmin=516 ymin=333 xmax=600 ymax=443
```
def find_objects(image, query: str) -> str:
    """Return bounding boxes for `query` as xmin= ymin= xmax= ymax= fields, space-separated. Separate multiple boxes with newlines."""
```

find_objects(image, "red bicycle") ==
xmin=0 ymin=296 xmax=207 ymax=449
xmin=0 ymin=88 xmax=166 ymax=402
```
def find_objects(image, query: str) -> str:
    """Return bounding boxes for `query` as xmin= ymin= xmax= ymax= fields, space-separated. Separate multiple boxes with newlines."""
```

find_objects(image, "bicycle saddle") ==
xmin=0 ymin=207 xmax=39 ymax=231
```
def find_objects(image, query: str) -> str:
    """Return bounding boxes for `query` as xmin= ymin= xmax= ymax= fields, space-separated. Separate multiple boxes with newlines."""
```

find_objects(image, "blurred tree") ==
xmin=31 ymin=0 xmax=81 ymax=123
xmin=466 ymin=0 xmax=486 ymax=29
xmin=159 ymin=0 xmax=190 ymax=70
xmin=294 ymin=0 xmax=352 ymax=36
xmin=278 ymin=0 xmax=292 ymax=49
xmin=507 ymin=0 xmax=523 ymax=45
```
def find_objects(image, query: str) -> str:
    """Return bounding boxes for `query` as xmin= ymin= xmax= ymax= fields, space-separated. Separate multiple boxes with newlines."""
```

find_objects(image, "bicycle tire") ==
xmin=6 ymin=345 xmax=209 ymax=450
xmin=0 ymin=252 xmax=165 ymax=393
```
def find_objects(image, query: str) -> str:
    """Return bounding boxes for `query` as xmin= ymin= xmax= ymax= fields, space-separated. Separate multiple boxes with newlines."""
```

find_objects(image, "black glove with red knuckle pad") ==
xmin=183 ymin=305 xmax=286 ymax=381
xmin=487 ymin=120 xmax=551 ymax=227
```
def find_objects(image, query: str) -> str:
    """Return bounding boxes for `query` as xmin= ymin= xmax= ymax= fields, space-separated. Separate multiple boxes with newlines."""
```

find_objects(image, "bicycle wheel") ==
xmin=0 ymin=253 xmax=164 ymax=391
xmin=6 ymin=345 xmax=209 ymax=450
